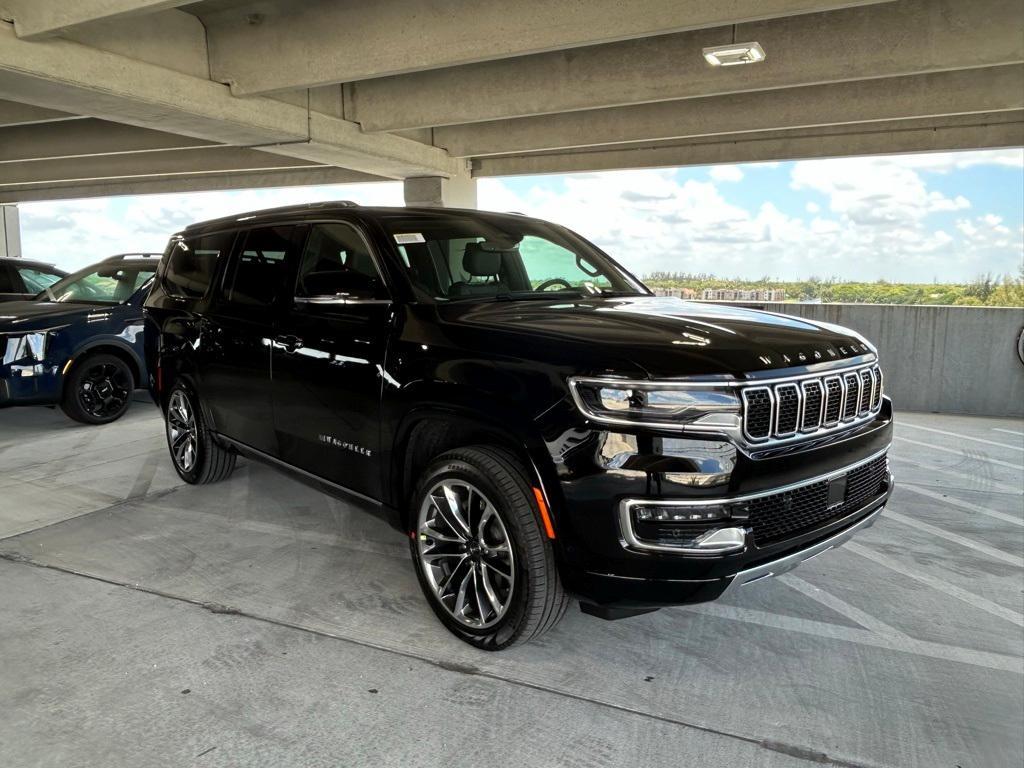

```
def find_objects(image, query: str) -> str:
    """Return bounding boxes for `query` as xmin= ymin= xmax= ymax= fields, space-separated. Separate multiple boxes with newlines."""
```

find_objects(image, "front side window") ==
xmin=163 ymin=232 xmax=234 ymax=300
xmin=0 ymin=266 xmax=13 ymax=293
xmin=295 ymin=223 xmax=386 ymax=300
xmin=382 ymin=216 xmax=643 ymax=302
xmin=17 ymin=267 xmax=63 ymax=293
xmin=223 ymin=226 xmax=294 ymax=307
xmin=40 ymin=263 xmax=156 ymax=304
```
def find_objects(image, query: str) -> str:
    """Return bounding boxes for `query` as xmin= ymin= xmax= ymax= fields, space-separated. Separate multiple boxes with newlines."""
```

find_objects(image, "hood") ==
xmin=439 ymin=296 xmax=873 ymax=378
xmin=0 ymin=300 xmax=104 ymax=333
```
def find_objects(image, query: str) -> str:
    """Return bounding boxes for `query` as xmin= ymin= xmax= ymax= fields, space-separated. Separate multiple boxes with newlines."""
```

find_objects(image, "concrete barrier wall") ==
xmin=712 ymin=302 xmax=1024 ymax=418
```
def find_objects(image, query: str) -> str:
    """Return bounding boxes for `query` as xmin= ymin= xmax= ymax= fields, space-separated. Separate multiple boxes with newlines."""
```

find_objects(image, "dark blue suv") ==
xmin=0 ymin=253 xmax=159 ymax=423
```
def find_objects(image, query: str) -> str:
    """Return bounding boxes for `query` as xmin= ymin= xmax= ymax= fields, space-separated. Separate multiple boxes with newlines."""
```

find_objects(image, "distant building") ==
xmin=652 ymin=287 xmax=697 ymax=299
xmin=701 ymin=288 xmax=786 ymax=302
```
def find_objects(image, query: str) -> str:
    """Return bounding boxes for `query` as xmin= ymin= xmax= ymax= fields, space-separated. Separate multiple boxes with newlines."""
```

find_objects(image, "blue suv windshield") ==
xmin=39 ymin=263 xmax=156 ymax=305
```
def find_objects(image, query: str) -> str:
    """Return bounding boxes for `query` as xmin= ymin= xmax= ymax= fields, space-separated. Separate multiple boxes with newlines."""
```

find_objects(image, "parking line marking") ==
xmin=780 ymin=575 xmax=906 ymax=636
xmin=893 ymin=436 xmax=1024 ymax=471
xmin=993 ymin=428 xmax=1024 ymax=437
xmin=890 ymin=455 xmax=1024 ymax=496
xmin=845 ymin=541 xmax=1024 ymax=628
xmin=884 ymin=510 xmax=1024 ymax=567
xmin=687 ymin=602 xmax=1022 ymax=674
xmin=898 ymin=423 xmax=1024 ymax=452
xmin=898 ymin=483 xmax=1023 ymax=527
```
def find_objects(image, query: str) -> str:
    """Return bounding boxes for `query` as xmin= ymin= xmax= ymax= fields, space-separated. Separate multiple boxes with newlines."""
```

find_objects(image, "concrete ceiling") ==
xmin=0 ymin=0 xmax=1021 ymax=202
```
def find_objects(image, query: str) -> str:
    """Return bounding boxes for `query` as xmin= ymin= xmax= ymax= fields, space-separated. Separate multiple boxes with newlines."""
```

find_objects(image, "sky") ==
xmin=16 ymin=148 xmax=1024 ymax=283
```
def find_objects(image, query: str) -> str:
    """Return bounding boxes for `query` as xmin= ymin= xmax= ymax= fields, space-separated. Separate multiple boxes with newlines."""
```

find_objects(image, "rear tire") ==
xmin=61 ymin=353 xmax=134 ymax=425
xmin=409 ymin=445 xmax=569 ymax=650
xmin=164 ymin=381 xmax=236 ymax=484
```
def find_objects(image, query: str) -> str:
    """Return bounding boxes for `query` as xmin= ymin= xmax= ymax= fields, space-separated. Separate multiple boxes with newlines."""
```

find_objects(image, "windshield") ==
xmin=383 ymin=215 xmax=647 ymax=301
xmin=38 ymin=262 xmax=156 ymax=304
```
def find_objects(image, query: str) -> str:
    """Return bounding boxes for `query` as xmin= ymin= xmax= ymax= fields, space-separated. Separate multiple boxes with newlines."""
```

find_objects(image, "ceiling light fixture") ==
xmin=702 ymin=42 xmax=766 ymax=67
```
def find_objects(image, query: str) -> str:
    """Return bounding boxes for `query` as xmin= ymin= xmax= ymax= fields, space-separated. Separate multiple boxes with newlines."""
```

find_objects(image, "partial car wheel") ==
xmin=61 ymin=353 xmax=134 ymax=424
xmin=164 ymin=381 xmax=236 ymax=484
xmin=410 ymin=445 xmax=569 ymax=649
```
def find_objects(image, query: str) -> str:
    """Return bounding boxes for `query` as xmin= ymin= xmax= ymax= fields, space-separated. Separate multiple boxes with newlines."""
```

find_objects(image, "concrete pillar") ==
xmin=1 ymin=204 xmax=21 ymax=258
xmin=404 ymin=172 xmax=477 ymax=209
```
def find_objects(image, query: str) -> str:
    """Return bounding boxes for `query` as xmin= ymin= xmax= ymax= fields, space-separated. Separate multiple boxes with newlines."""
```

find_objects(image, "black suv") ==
xmin=144 ymin=202 xmax=893 ymax=649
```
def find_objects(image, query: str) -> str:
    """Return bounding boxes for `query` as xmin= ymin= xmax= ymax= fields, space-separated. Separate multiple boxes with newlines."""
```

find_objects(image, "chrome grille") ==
xmin=742 ymin=364 xmax=883 ymax=444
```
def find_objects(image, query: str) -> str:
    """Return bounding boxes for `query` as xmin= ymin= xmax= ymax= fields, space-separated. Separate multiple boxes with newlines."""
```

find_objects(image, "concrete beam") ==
xmin=199 ymin=0 xmax=892 ymax=96
xmin=437 ymin=66 xmax=1024 ymax=157
xmin=0 ymin=119 xmax=217 ymax=163
xmin=404 ymin=174 xmax=477 ymax=209
xmin=0 ymin=22 xmax=460 ymax=179
xmin=350 ymin=0 xmax=1024 ymax=131
xmin=0 ymin=98 xmax=80 ymax=127
xmin=0 ymin=167 xmax=385 ymax=204
xmin=2 ymin=1 xmax=191 ymax=40
xmin=0 ymin=147 xmax=323 ymax=187
xmin=1 ymin=202 xmax=18 ymax=257
xmin=471 ymin=113 xmax=1024 ymax=176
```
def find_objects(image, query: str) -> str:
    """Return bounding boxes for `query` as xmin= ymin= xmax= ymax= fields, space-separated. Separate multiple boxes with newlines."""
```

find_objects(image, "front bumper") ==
xmin=571 ymin=472 xmax=892 ymax=609
xmin=550 ymin=398 xmax=895 ymax=608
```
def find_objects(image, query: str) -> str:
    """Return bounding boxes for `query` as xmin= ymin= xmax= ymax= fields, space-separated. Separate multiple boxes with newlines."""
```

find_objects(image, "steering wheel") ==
xmin=535 ymin=278 xmax=573 ymax=292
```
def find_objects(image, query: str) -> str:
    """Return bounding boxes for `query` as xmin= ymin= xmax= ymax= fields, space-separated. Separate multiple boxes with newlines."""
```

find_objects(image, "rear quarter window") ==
xmin=163 ymin=231 xmax=235 ymax=299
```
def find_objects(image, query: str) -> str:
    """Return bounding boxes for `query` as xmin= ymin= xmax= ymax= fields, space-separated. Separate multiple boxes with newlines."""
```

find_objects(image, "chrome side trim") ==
xmin=618 ymin=446 xmax=890 ymax=554
xmin=719 ymin=479 xmax=892 ymax=597
xmin=622 ymin=446 xmax=889 ymax=509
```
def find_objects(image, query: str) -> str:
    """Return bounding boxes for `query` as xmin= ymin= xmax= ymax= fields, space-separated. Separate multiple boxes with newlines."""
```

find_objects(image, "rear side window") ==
xmin=0 ymin=266 xmax=14 ymax=293
xmin=223 ymin=225 xmax=295 ymax=307
xmin=17 ymin=267 xmax=62 ymax=293
xmin=163 ymin=232 xmax=234 ymax=299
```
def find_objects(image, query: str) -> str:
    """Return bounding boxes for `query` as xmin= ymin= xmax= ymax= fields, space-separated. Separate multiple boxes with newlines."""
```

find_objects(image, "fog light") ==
xmin=633 ymin=504 xmax=728 ymax=522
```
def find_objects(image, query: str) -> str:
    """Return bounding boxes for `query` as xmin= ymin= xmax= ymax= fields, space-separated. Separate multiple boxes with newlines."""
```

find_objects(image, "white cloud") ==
xmin=480 ymin=151 xmax=1022 ymax=281
xmin=16 ymin=150 xmax=1023 ymax=282
xmin=708 ymin=165 xmax=744 ymax=183
xmin=19 ymin=182 xmax=403 ymax=271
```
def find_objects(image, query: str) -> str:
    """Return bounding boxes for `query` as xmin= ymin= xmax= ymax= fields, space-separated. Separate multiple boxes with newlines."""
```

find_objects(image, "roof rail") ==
xmin=102 ymin=252 xmax=162 ymax=262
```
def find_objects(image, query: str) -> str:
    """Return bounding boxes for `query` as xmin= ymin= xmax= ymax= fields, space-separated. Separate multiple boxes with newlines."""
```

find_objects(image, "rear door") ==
xmin=271 ymin=221 xmax=392 ymax=500
xmin=199 ymin=225 xmax=299 ymax=454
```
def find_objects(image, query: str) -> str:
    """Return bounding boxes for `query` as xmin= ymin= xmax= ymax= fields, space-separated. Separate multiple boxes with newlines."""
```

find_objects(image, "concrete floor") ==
xmin=1 ymin=399 xmax=1021 ymax=768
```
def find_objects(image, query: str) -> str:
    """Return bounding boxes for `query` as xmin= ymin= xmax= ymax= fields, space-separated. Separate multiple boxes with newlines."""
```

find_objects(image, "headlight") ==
xmin=569 ymin=376 xmax=740 ymax=429
xmin=2 ymin=332 xmax=51 ymax=366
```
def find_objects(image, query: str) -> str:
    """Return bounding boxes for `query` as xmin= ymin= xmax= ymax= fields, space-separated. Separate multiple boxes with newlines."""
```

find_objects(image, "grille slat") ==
xmin=748 ymin=455 xmax=889 ymax=546
xmin=775 ymin=384 xmax=800 ymax=436
xmin=742 ymin=388 xmax=772 ymax=439
xmin=801 ymin=381 xmax=823 ymax=431
xmin=858 ymin=370 xmax=872 ymax=415
xmin=743 ymin=364 xmax=883 ymax=443
xmin=842 ymin=373 xmax=860 ymax=420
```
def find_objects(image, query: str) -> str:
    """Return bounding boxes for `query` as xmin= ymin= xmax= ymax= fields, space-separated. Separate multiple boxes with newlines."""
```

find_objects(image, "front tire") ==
xmin=410 ymin=446 xmax=569 ymax=650
xmin=164 ymin=382 xmax=236 ymax=484
xmin=61 ymin=353 xmax=134 ymax=425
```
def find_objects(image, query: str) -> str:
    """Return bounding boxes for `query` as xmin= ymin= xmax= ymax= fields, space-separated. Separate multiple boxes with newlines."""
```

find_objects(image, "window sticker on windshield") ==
xmin=394 ymin=232 xmax=426 ymax=244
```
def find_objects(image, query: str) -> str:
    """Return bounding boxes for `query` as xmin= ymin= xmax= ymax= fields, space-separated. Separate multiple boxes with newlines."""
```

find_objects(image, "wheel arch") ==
xmin=390 ymin=395 xmax=563 ymax=536
xmin=63 ymin=339 xmax=144 ymax=395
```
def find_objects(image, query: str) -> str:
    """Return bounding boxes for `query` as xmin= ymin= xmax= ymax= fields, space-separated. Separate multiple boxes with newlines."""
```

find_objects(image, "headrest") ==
xmin=463 ymin=241 xmax=502 ymax=277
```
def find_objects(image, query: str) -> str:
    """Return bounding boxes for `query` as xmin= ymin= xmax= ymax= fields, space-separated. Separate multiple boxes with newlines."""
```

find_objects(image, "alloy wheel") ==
xmin=416 ymin=480 xmax=515 ymax=629
xmin=77 ymin=362 xmax=131 ymax=419
xmin=166 ymin=389 xmax=198 ymax=473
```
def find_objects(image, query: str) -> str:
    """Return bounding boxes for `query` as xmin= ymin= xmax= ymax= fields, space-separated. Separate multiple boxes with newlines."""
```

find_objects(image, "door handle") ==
xmin=273 ymin=334 xmax=303 ymax=353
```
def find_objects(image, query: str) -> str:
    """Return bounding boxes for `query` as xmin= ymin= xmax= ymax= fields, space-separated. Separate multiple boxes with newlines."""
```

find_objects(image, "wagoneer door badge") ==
xmin=318 ymin=434 xmax=373 ymax=456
